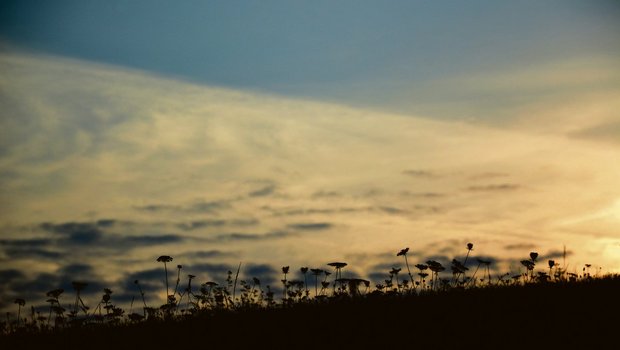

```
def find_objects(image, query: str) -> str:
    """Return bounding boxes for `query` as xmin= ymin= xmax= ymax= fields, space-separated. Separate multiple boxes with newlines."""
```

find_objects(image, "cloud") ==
xmin=469 ymin=172 xmax=510 ymax=180
xmin=1 ymin=50 xmax=620 ymax=313
xmin=0 ymin=269 xmax=25 ymax=286
xmin=184 ymin=250 xmax=237 ymax=259
xmin=400 ymin=191 xmax=445 ymax=198
xmin=402 ymin=170 xmax=437 ymax=178
xmin=311 ymin=190 xmax=341 ymax=198
xmin=134 ymin=204 xmax=181 ymax=213
xmin=122 ymin=235 xmax=183 ymax=246
xmin=467 ymin=184 xmax=520 ymax=192
xmin=176 ymin=218 xmax=258 ymax=231
xmin=176 ymin=220 xmax=226 ymax=230
xmin=248 ymin=184 xmax=276 ymax=197
xmin=133 ymin=199 xmax=232 ymax=214
xmin=570 ymin=120 xmax=620 ymax=145
xmin=540 ymin=249 xmax=573 ymax=260
xmin=4 ymin=247 xmax=62 ymax=260
xmin=189 ymin=200 xmax=232 ymax=213
xmin=377 ymin=206 xmax=408 ymax=215
xmin=243 ymin=263 xmax=278 ymax=286
xmin=503 ymin=243 xmax=537 ymax=251
xmin=213 ymin=231 xmax=292 ymax=242
xmin=0 ymin=220 xmax=187 ymax=263
xmin=287 ymin=223 xmax=332 ymax=231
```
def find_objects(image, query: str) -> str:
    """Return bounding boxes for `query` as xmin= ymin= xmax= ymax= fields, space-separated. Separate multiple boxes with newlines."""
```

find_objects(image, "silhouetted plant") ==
xmin=232 ymin=262 xmax=242 ymax=304
xmin=397 ymin=247 xmax=415 ymax=293
xmin=300 ymin=267 xmax=309 ymax=297
xmin=281 ymin=266 xmax=290 ymax=302
xmin=426 ymin=260 xmax=445 ymax=291
xmin=390 ymin=267 xmax=402 ymax=292
xmin=13 ymin=299 xmax=25 ymax=327
xmin=134 ymin=280 xmax=148 ymax=316
xmin=450 ymin=259 xmax=468 ymax=287
xmin=327 ymin=262 xmax=347 ymax=294
xmin=3 ymin=241 xmax=618 ymax=339
xmin=71 ymin=281 xmax=88 ymax=317
xmin=174 ymin=264 xmax=183 ymax=297
xmin=156 ymin=255 xmax=174 ymax=302
xmin=310 ymin=268 xmax=324 ymax=297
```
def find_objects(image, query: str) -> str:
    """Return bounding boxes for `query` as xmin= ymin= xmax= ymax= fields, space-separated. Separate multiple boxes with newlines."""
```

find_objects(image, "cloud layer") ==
xmin=0 ymin=51 xmax=619 ymax=313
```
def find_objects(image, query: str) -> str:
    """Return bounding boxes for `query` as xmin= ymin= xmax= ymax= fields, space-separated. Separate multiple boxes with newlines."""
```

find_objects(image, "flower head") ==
xmin=327 ymin=262 xmax=347 ymax=269
xmin=415 ymin=264 xmax=428 ymax=271
xmin=397 ymin=248 xmax=409 ymax=256
xmin=14 ymin=298 xmax=25 ymax=306
xmin=46 ymin=288 xmax=64 ymax=298
xmin=529 ymin=252 xmax=538 ymax=261
xmin=157 ymin=255 xmax=173 ymax=263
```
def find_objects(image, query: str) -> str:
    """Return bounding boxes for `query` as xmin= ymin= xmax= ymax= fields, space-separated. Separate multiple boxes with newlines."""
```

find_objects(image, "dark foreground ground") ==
xmin=2 ymin=276 xmax=619 ymax=349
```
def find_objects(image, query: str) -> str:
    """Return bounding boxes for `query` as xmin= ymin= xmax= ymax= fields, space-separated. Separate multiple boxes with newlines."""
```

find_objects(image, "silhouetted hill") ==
xmin=3 ymin=275 xmax=618 ymax=349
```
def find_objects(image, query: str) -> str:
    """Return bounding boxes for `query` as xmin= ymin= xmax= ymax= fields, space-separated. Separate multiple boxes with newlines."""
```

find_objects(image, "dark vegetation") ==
xmin=1 ymin=243 xmax=618 ymax=348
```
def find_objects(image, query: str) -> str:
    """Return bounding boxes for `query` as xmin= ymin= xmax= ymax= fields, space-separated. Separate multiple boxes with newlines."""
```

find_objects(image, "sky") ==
xmin=0 ymin=1 xmax=619 ymax=313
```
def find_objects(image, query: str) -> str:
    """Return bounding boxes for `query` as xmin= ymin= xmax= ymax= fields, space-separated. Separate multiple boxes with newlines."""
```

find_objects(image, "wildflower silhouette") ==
xmin=14 ymin=298 xmax=25 ymax=326
xmin=134 ymin=280 xmax=148 ymax=316
xmin=71 ymin=281 xmax=88 ymax=316
xmin=156 ymin=255 xmax=174 ymax=302
xmin=310 ymin=269 xmax=324 ymax=297
xmin=281 ymin=266 xmax=290 ymax=301
xmin=327 ymin=262 xmax=347 ymax=294
xmin=300 ymin=267 xmax=309 ymax=296
xmin=390 ymin=267 xmax=402 ymax=292
xmin=174 ymin=264 xmax=182 ymax=297
xmin=2 ymin=240 xmax=618 ymax=347
xmin=426 ymin=260 xmax=445 ymax=290
xmin=397 ymin=248 xmax=415 ymax=292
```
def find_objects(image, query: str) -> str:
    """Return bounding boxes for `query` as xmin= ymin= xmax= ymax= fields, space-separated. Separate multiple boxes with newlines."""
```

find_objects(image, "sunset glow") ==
xmin=1 ymin=1 xmax=619 ymax=312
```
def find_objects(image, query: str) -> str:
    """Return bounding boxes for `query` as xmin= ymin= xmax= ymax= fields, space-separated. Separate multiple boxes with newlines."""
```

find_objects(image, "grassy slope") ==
xmin=3 ymin=276 xmax=619 ymax=349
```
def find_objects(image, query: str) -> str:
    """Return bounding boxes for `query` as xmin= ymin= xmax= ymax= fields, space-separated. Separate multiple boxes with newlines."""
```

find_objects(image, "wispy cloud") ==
xmin=402 ymin=169 xmax=438 ymax=178
xmin=287 ymin=222 xmax=332 ymax=231
xmin=248 ymin=184 xmax=276 ymax=197
xmin=466 ymin=184 xmax=521 ymax=192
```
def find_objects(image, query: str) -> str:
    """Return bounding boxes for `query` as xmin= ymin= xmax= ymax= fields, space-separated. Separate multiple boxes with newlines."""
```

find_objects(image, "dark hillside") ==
xmin=3 ymin=276 xmax=618 ymax=349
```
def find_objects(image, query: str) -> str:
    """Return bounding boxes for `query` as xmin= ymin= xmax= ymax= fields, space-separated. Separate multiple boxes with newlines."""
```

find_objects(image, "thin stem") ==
xmin=232 ymin=262 xmax=241 ymax=304
xmin=404 ymin=255 xmax=414 ymax=292
xmin=164 ymin=262 xmax=169 ymax=299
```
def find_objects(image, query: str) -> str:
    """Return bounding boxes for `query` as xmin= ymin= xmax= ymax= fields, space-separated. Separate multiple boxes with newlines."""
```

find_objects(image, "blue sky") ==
xmin=2 ymin=0 xmax=618 ymax=117
xmin=0 ymin=1 xmax=619 ymax=314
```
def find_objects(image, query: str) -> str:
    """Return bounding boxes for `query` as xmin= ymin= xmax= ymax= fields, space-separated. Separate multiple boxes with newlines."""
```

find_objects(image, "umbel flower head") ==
xmin=327 ymin=262 xmax=347 ymax=269
xmin=397 ymin=247 xmax=409 ymax=256
xmin=46 ymin=289 xmax=64 ymax=298
xmin=157 ymin=255 xmax=173 ymax=263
